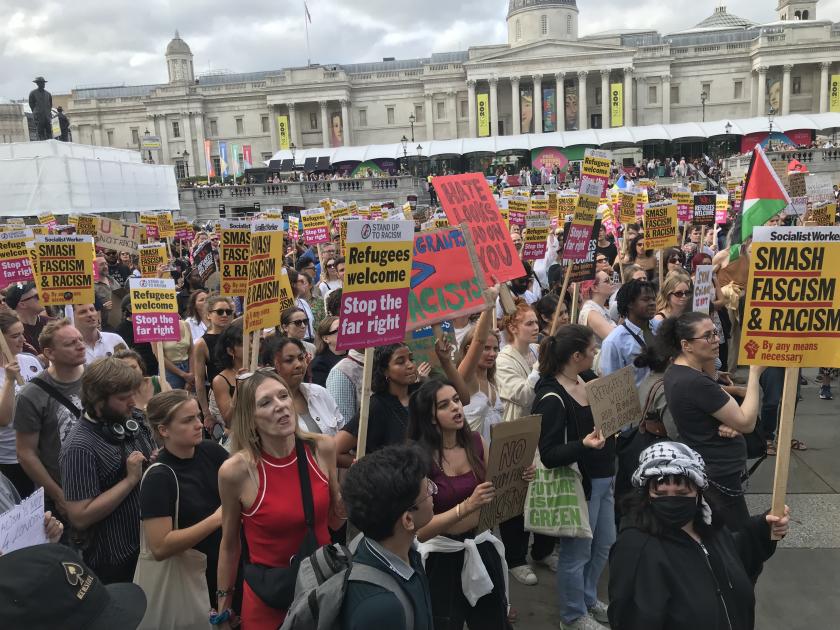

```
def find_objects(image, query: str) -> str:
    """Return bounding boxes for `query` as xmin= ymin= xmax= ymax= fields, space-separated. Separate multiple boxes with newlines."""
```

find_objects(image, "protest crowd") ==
xmin=10 ymin=141 xmax=839 ymax=630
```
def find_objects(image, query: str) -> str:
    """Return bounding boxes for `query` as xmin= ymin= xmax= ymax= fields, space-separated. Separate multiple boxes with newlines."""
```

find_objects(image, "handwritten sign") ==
xmin=95 ymin=219 xmax=142 ymax=256
xmin=434 ymin=173 xmax=524 ymax=285
xmin=585 ymin=365 xmax=642 ymax=436
xmin=0 ymin=487 xmax=47 ymax=554
xmin=220 ymin=220 xmax=251 ymax=297
xmin=740 ymin=226 xmax=840 ymax=367
xmin=0 ymin=229 xmax=34 ymax=286
xmin=693 ymin=265 xmax=715 ymax=313
xmin=477 ymin=415 xmax=541 ymax=532
xmin=35 ymin=235 xmax=94 ymax=306
xmin=244 ymin=220 xmax=286 ymax=334
xmin=337 ymin=220 xmax=414 ymax=351
xmin=129 ymin=278 xmax=180 ymax=343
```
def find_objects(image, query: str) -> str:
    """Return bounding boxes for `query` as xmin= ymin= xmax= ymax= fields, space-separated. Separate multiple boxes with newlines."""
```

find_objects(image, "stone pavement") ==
xmin=506 ymin=368 xmax=840 ymax=630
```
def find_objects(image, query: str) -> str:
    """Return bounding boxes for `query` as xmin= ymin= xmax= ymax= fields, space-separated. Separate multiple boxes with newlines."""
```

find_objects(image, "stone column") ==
xmin=289 ymin=103 xmax=301 ymax=147
xmin=661 ymin=74 xmax=671 ymax=125
xmin=511 ymin=76 xmax=521 ymax=135
xmin=489 ymin=77 xmax=499 ymax=137
xmin=156 ymin=115 xmax=171 ymax=165
xmin=425 ymin=93 xmax=434 ymax=140
xmin=623 ymin=67 xmax=634 ymax=127
xmin=757 ymin=66 xmax=768 ymax=115
xmin=782 ymin=64 xmax=792 ymax=116
xmin=319 ymin=101 xmax=330 ymax=148
xmin=555 ymin=72 xmax=565 ymax=131
xmin=600 ymin=70 xmax=610 ymax=128
xmin=820 ymin=62 xmax=831 ymax=113
xmin=447 ymin=91 xmax=458 ymax=139
xmin=341 ymin=99 xmax=351 ymax=146
xmin=578 ymin=71 xmax=588 ymax=131
xmin=532 ymin=75 xmax=543 ymax=134
xmin=194 ymin=113 xmax=206 ymax=176
xmin=182 ymin=112 xmax=194 ymax=168
xmin=93 ymin=123 xmax=103 ymax=147
xmin=268 ymin=104 xmax=279 ymax=152
xmin=467 ymin=81 xmax=477 ymax=138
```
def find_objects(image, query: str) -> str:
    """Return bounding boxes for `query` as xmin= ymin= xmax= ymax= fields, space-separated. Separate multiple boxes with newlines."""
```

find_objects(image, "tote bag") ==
xmin=524 ymin=391 xmax=593 ymax=539
xmin=133 ymin=463 xmax=212 ymax=630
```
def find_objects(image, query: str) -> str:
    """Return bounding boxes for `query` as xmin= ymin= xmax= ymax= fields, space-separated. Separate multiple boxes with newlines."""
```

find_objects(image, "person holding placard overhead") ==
xmin=531 ymin=325 xmax=614 ymax=630
xmin=458 ymin=304 xmax=504 ymax=443
xmin=659 ymin=312 xmax=766 ymax=530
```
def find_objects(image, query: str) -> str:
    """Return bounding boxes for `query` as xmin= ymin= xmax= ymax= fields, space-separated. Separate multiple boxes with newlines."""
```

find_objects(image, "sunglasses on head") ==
xmin=212 ymin=308 xmax=233 ymax=316
xmin=235 ymin=366 xmax=276 ymax=382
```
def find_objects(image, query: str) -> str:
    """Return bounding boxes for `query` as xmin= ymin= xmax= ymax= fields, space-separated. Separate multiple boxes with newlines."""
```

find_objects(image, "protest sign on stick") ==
xmin=138 ymin=243 xmax=168 ymax=278
xmin=585 ymin=366 xmax=642 ymax=437
xmin=523 ymin=216 xmax=550 ymax=261
xmin=693 ymin=192 xmax=716 ymax=226
xmin=95 ymin=219 xmax=142 ymax=256
xmin=563 ymin=150 xmax=611 ymax=262
xmin=243 ymin=220 xmax=285 ymax=335
xmin=477 ymin=415 xmax=541 ymax=532
xmin=0 ymin=229 xmax=34 ymax=287
xmin=692 ymin=265 xmax=714 ymax=313
xmin=156 ymin=211 xmax=176 ymax=240
xmin=643 ymin=201 xmax=678 ymax=251
xmin=35 ymin=235 xmax=94 ymax=306
xmin=129 ymin=278 xmax=180 ymax=382
xmin=739 ymin=226 xmax=840 ymax=535
xmin=140 ymin=213 xmax=159 ymax=241
xmin=219 ymin=220 xmax=251 ymax=297
xmin=301 ymin=208 xmax=331 ymax=245
xmin=434 ymin=173 xmax=525 ymax=285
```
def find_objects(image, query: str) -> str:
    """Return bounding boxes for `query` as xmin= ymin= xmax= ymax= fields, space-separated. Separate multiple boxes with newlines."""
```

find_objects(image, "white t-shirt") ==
xmin=84 ymin=331 xmax=128 ymax=365
xmin=0 ymin=353 xmax=44 ymax=464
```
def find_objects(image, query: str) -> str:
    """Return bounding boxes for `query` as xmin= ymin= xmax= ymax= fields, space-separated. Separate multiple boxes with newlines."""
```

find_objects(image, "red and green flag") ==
xmin=740 ymin=144 xmax=790 ymax=242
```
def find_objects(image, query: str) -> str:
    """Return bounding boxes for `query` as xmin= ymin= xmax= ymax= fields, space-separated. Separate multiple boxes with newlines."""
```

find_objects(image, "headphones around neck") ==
xmin=88 ymin=415 xmax=140 ymax=445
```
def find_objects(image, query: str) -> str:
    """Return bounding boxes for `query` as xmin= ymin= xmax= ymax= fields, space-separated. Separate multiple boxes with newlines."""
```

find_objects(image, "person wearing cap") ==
xmin=0 ymin=543 xmax=147 ymax=629
xmin=61 ymin=357 xmax=155 ymax=584
xmin=73 ymin=303 xmax=127 ymax=365
xmin=6 ymin=281 xmax=52 ymax=354
xmin=28 ymin=76 xmax=53 ymax=140
xmin=607 ymin=442 xmax=789 ymax=630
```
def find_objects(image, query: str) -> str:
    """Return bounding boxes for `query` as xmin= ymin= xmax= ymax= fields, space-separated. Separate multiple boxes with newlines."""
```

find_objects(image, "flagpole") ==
xmin=304 ymin=1 xmax=311 ymax=66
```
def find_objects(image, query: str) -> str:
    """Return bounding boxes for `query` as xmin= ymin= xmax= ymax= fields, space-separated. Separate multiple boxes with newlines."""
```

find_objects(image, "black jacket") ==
xmin=608 ymin=514 xmax=777 ymax=630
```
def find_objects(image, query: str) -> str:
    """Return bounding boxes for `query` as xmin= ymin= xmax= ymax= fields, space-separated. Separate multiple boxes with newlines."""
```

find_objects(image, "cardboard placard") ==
xmin=129 ymin=278 xmax=180 ymax=343
xmin=0 ymin=487 xmax=47 ymax=554
xmin=244 ymin=220 xmax=285 ymax=334
xmin=739 ymin=226 xmax=840 ymax=367
xmin=336 ymin=220 xmax=414 ymax=351
xmin=692 ymin=265 xmax=715 ymax=313
xmin=34 ymin=235 xmax=95 ymax=306
xmin=95 ymin=219 xmax=142 ymax=256
xmin=643 ymin=201 xmax=678 ymax=250
xmin=434 ymin=172 xmax=525 ymax=285
xmin=476 ymin=415 xmax=542 ymax=532
xmin=585 ymin=365 xmax=642 ymax=437
xmin=219 ymin=220 xmax=251 ymax=297
xmin=138 ymin=242 xmax=168 ymax=278
xmin=408 ymin=226 xmax=489 ymax=331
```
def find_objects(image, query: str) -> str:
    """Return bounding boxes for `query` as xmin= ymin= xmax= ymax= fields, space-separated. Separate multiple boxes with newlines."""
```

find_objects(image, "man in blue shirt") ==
xmin=341 ymin=445 xmax=435 ymax=630
xmin=599 ymin=279 xmax=656 ymax=387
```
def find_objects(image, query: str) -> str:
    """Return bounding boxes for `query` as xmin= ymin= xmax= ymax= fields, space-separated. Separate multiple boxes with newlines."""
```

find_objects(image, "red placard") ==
xmin=434 ymin=173 xmax=524 ymax=285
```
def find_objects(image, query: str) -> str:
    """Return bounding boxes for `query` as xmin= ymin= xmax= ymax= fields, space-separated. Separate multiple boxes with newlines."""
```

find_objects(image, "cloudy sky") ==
xmin=2 ymin=0 xmax=838 ymax=99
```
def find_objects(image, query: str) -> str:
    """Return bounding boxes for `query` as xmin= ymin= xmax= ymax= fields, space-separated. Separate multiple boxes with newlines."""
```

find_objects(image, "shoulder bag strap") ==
xmin=31 ymin=377 xmax=81 ymax=418
xmin=140 ymin=462 xmax=180 ymax=529
xmin=295 ymin=438 xmax=315 ymax=530
xmin=622 ymin=322 xmax=646 ymax=349
xmin=349 ymin=564 xmax=415 ymax=630
xmin=640 ymin=378 xmax=665 ymax=421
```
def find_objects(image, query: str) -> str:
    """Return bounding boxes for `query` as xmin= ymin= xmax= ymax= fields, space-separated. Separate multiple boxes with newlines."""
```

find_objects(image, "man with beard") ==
xmin=61 ymin=357 xmax=155 ymax=583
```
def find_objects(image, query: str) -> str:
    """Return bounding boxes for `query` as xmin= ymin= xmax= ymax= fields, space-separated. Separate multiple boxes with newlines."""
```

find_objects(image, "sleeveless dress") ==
xmin=241 ymin=444 xmax=331 ymax=629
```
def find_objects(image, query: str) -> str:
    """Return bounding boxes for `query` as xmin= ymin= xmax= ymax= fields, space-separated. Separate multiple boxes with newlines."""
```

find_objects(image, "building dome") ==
xmin=693 ymin=5 xmax=756 ymax=30
xmin=507 ymin=0 xmax=578 ymax=18
xmin=166 ymin=30 xmax=192 ymax=56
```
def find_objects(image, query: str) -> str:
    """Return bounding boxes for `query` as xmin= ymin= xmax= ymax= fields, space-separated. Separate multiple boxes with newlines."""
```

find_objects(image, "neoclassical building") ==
xmin=64 ymin=0 xmax=840 ymax=177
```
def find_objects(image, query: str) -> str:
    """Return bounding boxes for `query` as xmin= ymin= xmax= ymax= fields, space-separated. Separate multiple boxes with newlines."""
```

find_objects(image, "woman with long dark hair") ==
xmin=309 ymin=316 xmax=345 ymax=387
xmin=608 ymin=442 xmax=789 ymax=630
xmin=192 ymin=295 xmax=233 ymax=425
xmin=209 ymin=323 xmax=243 ymax=439
xmin=532 ymin=324 xmax=614 ymax=629
xmin=659 ymin=312 xmax=765 ymax=530
xmin=407 ymin=379 xmax=515 ymax=630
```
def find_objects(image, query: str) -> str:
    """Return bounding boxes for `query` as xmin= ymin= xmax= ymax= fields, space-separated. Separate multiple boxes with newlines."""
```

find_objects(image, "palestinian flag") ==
xmin=740 ymin=144 xmax=790 ymax=243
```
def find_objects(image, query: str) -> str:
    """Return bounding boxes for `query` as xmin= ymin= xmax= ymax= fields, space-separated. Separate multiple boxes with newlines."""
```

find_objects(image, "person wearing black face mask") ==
xmin=607 ymin=442 xmax=790 ymax=630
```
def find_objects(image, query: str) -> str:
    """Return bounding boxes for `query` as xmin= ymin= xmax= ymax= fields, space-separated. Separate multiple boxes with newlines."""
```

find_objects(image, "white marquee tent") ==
xmin=0 ymin=140 xmax=179 ymax=217
xmin=267 ymin=113 xmax=840 ymax=165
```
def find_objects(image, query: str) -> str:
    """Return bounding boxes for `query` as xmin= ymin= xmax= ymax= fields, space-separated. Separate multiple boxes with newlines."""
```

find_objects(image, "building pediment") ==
xmin=466 ymin=39 xmax=629 ymax=65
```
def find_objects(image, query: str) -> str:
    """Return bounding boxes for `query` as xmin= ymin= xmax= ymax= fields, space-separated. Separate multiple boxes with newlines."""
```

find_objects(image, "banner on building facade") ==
xmin=610 ymin=83 xmax=623 ymax=128
xmin=477 ymin=93 xmax=491 ymax=137
xmin=218 ymin=142 xmax=229 ymax=178
xmin=831 ymin=75 xmax=840 ymax=113
xmin=204 ymin=140 xmax=215 ymax=177
xmin=564 ymin=83 xmax=578 ymax=131
xmin=242 ymin=145 xmax=253 ymax=169
xmin=277 ymin=115 xmax=290 ymax=150
xmin=330 ymin=111 xmax=343 ymax=148
xmin=520 ymin=86 xmax=534 ymax=134
xmin=542 ymin=87 xmax=557 ymax=133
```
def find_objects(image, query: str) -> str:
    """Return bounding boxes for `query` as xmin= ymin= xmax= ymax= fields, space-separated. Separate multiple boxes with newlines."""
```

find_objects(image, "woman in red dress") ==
xmin=215 ymin=370 xmax=343 ymax=629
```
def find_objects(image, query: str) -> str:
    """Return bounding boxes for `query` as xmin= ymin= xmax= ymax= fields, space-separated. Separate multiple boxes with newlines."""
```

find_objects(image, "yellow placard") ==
xmin=38 ymin=212 xmax=56 ymax=226
xmin=610 ymin=82 xmax=623 ymax=127
xmin=138 ymin=242 xmax=168 ymax=278
xmin=34 ymin=235 xmax=95 ymax=306
xmin=831 ymin=75 xmax=840 ymax=113
xmin=332 ymin=204 xmax=349 ymax=220
xmin=156 ymin=212 xmax=176 ymax=239
xmin=740 ymin=226 xmax=840 ymax=368
xmin=76 ymin=215 xmax=97 ymax=236
xmin=530 ymin=198 xmax=548 ymax=214
xmin=690 ymin=181 xmax=703 ymax=193
xmin=643 ymin=201 xmax=679 ymax=250
xmin=477 ymin=93 xmax=490 ymax=138
xmin=244 ymin=220 xmax=286 ymax=334
xmin=619 ymin=192 xmax=636 ymax=224
xmin=809 ymin=203 xmax=836 ymax=226
xmin=140 ymin=213 xmax=159 ymax=240
xmin=30 ymin=225 xmax=48 ymax=236
xmin=67 ymin=215 xmax=79 ymax=227
xmin=301 ymin=208 xmax=330 ymax=245
xmin=130 ymin=279 xmax=178 ymax=314
xmin=220 ymin=220 xmax=251 ymax=297
xmin=277 ymin=115 xmax=290 ymax=150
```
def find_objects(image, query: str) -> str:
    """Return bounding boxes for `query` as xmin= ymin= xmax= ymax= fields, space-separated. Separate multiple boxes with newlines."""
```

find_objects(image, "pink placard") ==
xmin=0 ymin=257 xmax=34 ymax=286
xmin=336 ymin=288 xmax=410 ymax=351
xmin=132 ymin=313 xmax=181 ymax=343
xmin=303 ymin=225 xmax=330 ymax=245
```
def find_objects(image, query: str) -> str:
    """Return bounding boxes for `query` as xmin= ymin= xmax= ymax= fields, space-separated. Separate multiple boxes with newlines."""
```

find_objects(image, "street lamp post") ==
xmin=700 ymin=91 xmax=708 ymax=123
xmin=409 ymin=113 xmax=416 ymax=143
xmin=415 ymin=144 xmax=423 ymax=177
xmin=401 ymin=135 xmax=408 ymax=173
xmin=724 ymin=121 xmax=731 ymax=160
xmin=768 ymin=108 xmax=776 ymax=150
xmin=182 ymin=149 xmax=190 ymax=179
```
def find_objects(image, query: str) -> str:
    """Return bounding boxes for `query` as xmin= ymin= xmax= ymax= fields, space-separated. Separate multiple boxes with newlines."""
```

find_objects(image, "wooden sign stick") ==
xmin=570 ymin=281 xmax=580 ymax=324
xmin=154 ymin=341 xmax=166 ymax=384
xmin=249 ymin=330 xmax=261 ymax=372
xmin=0 ymin=333 xmax=23 ymax=386
xmin=770 ymin=367 xmax=799 ymax=540
xmin=549 ymin=263 xmax=574 ymax=336
xmin=242 ymin=330 xmax=251 ymax=376
xmin=354 ymin=347 xmax=375 ymax=460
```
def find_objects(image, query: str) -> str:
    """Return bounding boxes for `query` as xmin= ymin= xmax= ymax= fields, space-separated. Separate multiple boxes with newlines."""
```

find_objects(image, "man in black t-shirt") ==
xmin=595 ymin=225 xmax=618 ymax=266
xmin=61 ymin=357 xmax=155 ymax=584
xmin=104 ymin=250 xmax=132 ymax=288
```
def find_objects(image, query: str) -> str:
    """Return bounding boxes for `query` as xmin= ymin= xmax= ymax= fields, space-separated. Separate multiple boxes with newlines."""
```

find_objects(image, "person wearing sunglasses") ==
xmin=279 ymin=306 xmax=316 ymax=357
xmin=663 ymin=247 xmax=686 ymax=275
xmin=317 ymin=256 xmax=345 ymax=300
xmin=652 ymin=271 xmax=692 ymax=329
xmin=659 ymin=312 xmax=766 ymax=531
xmin=192 ymin=296 xmax=234 ymax=426
xmin=310 ymin=316 xmax=346 ymax=388
xmin=578 ymin=271 xmax=617 ymax=358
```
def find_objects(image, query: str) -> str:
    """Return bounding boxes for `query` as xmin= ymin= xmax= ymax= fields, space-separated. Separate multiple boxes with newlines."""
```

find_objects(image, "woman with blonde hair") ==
xmin=215 ymin=370 xmax=343 ymax=629
xmin=458 ymin=303 xmax=503 ymax=442
xmin=652 ymin=270 xmax=692 ymax=328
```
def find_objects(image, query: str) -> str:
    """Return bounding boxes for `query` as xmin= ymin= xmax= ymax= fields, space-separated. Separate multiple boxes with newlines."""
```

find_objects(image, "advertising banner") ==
xmin=277 ymin=115 xmax=290 ymax=150
xmin=542 ymin=87 xmax=557 ymax=133
xmin=477 ymin=93 xmax=491 ymax=137
xmin=520 ymin=86 xmax=534 ymax=134
xmin=831 ymin=75 xmax=840 ymax=113
xmin=610 ymin=82 xmax=623 ymax=127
